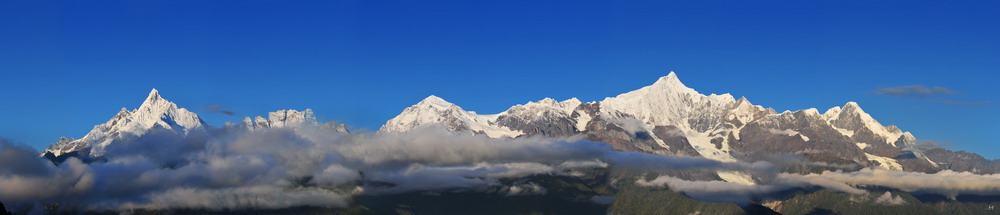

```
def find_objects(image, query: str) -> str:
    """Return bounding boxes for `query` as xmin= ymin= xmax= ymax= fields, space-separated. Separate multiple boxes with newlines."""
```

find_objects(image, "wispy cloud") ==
xmin=204 ymin=105 xmax=236 ymax=116
xmin=874 ymin=85 xmax=957 ymax=98
xmin=874 ymin=85 xmax=988 ymax=107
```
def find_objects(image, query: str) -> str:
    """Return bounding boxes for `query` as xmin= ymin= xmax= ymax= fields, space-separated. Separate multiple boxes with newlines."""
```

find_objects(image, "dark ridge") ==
xmin=803 ymin=208 xmax=838 ymax=215
xmin=912 ymin=193 xmax=1000 ymax=204
xmin=41 ymin=151 xmax=106 ymax=165
xmin=0 ymin=201 xmax=11 ymax=215
xmin=743 ymin=204 xmax=782 ymax=215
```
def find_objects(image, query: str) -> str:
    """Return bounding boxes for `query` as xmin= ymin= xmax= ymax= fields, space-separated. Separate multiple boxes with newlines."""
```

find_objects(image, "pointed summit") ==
xmin=146 ymin=88 xmax=162 ymax=101
xmin=825 ymin=101 xmax=906 ymax=145
xmin=736 ymin=96 xmax=750 ymax=104
xmin=43 ymin=88 xmax=207 ymax=157
xmin=140 ymin=88 xmax=171 ymax=110
xmin=842 ymin=101 xmax=863 ymax=112
xmin=652 ymin=71 xmax=686 ymax=87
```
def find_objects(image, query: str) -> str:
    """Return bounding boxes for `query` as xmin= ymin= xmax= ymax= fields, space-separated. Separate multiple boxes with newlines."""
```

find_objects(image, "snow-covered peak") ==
xmin=829 ymin=102 xmax=871 ymax=122
xmin=243 ymin=109 xmax=348 ymax=132
xmin=265 ymin=109 xmax=318 ymax=128
xmin=562 ymin=97 xmax=581 ymax=104
xmin=652 ymin=71 xmax=684 ymax=87
xmin=824 ymin=101 xmax=905 ymax=145
xmin=144 ymin=88 xmax=162 ymax=102
xmin=801 ymin=108 xmax=821 ymax=116
xmin=822 ymin=106 xmax=842 ymax=121
xmin=416 ymin=95 xmax=457 ymax=110
xmin=505 ymin=98 xmax=582 ymax=116
xmin=732 ymin=97 xmax=760 ymax=111
xmin=558 ymin=98 xmax=582 ymax=114
xmin=130 ymin=89 xmax=205 ymax=133
xmin=380 ymin=95 xmax=523 ymax=138
xmin=599 ymin=72 xmax=734 ymax=130
xmin=536 ymin=97 xmax=558 ymax=105
xmin=645 ymin=71 xmax=698 ymax=94
xmin=841 ymin=101 xmax=864 ymax=115
xmin=44 ymin=89 xmax=207 ymax=157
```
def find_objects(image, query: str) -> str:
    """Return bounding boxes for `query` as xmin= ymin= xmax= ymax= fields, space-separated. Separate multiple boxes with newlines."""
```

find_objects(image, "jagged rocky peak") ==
xmin=243 ymin=109 xmax=348 ymax=133
xmin=822 ymin=101 xmax=907 ymax=146
xmin=504 ymin=97 xmax=582 ymax=116
xmin=827 ymin=102 xmax=890 ymax=129
xmin=134 ymin=88 xmax=206 ymax=132
xmin=44 ymin=89 xmax=207 ymax=157
xmin=269 ymin=109 xmax=317 ymax=127
xmin=144 ymin=88 xmax=164 ymax=104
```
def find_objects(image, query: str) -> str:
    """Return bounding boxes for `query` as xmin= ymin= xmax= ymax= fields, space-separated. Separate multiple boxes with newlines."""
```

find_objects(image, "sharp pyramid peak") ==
xmin=145 ymin=88 xmax=163 ymax=102
xmin=652 ymin=71 xmax=684 ymax=86
xmin=646 ymin=71 xmax=698 ymax=94
xmin=139 ymin=88 xmax=175 ymax=110
xmin=735 ymin=96 xmax=752 ymax=105
xmin=841 ymin=101 xmax=867 ymax=114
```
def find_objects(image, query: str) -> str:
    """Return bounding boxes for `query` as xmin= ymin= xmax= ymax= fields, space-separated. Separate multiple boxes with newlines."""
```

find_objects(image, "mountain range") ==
xmin=379 ymin=72 xmax=999 ymax=179
xmin=42 ymin=89 xmax=348 ymax=161
xmin=21 ymin=72 xmax=1000 ymax=214
xmin=41 ymin=73 xmax=998 ymax=182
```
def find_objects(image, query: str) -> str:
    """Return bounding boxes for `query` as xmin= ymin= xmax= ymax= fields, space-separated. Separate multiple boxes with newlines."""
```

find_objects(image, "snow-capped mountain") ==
xmin=380 ymin=95 xmax=526 ymax=138
xmin=380 ymin=72 xmax=957 ymax=175
xmin=240 ymin=109 xmax=349 ymax=133
xmin=43 ymin=89 xmax=207 ymax=157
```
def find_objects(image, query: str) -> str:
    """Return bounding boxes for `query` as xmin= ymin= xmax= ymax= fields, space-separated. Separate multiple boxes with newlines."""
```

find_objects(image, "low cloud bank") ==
xmin=3 ymin=125 xmax=1000 ymax=212
xmin=636 ymin=167 xmax=1000 ymax=203
xmin=0 ymin=126 xmax=761 ymax=212
xmin=799 ymin=168 xmax=1000 ymax=199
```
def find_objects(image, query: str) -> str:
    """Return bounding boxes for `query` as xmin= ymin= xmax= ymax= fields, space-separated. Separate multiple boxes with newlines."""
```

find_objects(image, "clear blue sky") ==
xmin=1 ymin=0 xmax=998 ymax=158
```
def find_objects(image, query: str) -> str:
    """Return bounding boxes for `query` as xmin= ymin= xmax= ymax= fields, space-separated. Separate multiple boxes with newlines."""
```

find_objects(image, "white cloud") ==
xmin=874 ymin=191 xmax=906 ymax=205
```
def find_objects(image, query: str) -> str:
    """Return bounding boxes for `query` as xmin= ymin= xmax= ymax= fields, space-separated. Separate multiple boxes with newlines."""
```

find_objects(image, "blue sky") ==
xmin=1 ymin=0 xmax=998 ymax=158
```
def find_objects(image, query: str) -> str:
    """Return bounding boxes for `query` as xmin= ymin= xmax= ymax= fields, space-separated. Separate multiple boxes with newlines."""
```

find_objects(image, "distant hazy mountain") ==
xmin=236 ymin=109 xmax=349 ymax=133
xmin=380 ymin=72 xmax=998 ymax=177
